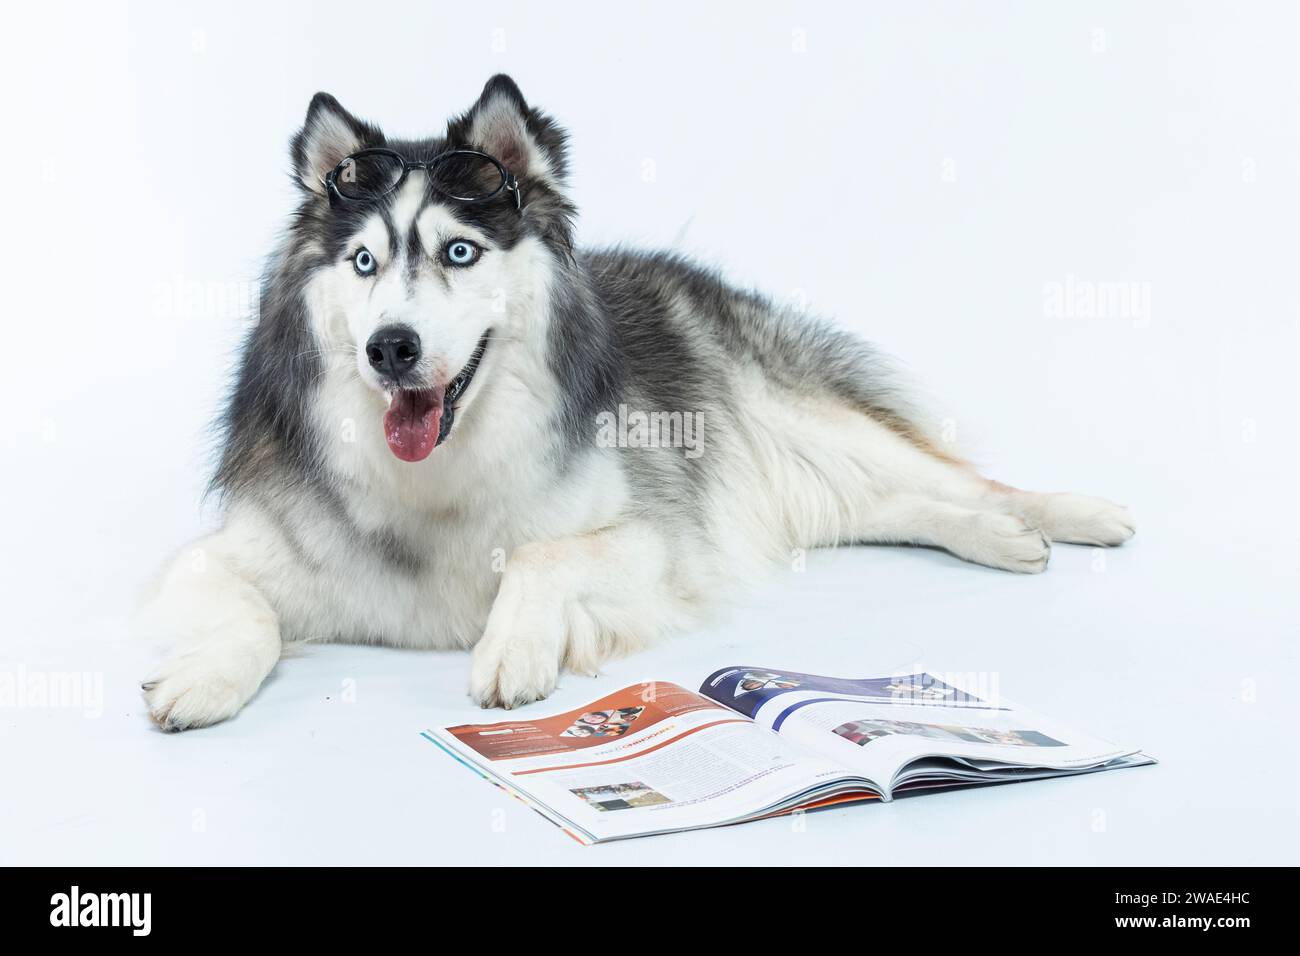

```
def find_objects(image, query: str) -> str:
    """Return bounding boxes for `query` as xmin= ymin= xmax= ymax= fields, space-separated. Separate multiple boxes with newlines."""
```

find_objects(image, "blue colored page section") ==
xmin=699 ymin=666 xmax=985 ymax=719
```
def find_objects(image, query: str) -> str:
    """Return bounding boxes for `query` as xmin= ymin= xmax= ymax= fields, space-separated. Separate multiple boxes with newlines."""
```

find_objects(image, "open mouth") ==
xmin=382 ymin=331 xmax=490 ymax=462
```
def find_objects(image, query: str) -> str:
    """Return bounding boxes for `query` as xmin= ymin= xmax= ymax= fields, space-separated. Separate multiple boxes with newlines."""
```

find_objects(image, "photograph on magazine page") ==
xmin=0 ymin=0 xmax=1294 ymax=917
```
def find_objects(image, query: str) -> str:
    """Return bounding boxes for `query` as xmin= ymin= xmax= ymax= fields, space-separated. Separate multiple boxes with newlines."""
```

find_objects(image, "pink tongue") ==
xmin=383 ymin=386 xmax=445 ymax=462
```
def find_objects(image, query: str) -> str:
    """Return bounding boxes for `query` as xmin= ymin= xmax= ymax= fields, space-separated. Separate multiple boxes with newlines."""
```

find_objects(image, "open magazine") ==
xmin=422 ymin=667 xmax=1155 ymax=844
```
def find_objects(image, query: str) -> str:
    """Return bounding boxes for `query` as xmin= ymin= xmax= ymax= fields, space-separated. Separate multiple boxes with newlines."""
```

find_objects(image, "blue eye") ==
xmin=353 ymin=248 xmax=376 ymax=276
xmin=444 ymin=239 xmax=480 ymax=267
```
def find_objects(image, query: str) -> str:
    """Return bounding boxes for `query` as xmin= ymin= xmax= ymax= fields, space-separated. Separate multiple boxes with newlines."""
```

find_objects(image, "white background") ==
xmin=2 ymin=0 xmax=1297 ymax=865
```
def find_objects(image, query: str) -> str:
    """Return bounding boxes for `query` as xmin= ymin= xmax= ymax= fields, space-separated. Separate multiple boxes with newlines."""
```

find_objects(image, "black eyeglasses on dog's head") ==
xmin=323 ymin=148 xmax=521 ymax=210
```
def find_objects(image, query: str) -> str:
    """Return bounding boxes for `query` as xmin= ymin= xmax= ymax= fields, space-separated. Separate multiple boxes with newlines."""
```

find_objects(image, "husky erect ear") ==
xmin=291 ymin=93 xmax=382 ymax=196
xmin=448 ymin=75 xmax=569 ymax=191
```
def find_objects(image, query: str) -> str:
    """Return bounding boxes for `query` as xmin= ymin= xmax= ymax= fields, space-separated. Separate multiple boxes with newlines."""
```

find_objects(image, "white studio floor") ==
xmin=2 ymin=1 xmax=1298 ymax=866
xmin=5 ymin=494 xmax=1296 ymax=866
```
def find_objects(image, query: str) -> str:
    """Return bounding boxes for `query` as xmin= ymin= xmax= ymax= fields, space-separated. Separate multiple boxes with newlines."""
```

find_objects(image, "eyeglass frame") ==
xmin=322 ymin=147 xmax=522 ymax=210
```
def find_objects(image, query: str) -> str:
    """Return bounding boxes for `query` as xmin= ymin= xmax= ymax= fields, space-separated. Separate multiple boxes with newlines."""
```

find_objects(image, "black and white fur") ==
xmin=138 ymin=76 xmax=1134 ymax=730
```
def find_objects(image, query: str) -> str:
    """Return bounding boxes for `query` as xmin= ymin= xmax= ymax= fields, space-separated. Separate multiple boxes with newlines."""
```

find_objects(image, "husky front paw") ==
xmin=470 ymin=647 xmax=560 ymax=710
xmin=138 ymin=527 xmax=283 ymax=731
xmin=142 ymin=635 xmax=279 ymax=732
xmin=470 ymin=622 xmax=563 ymax=710
xmin=468 ymin=529 xmax=660 ymax=708
xmin=469 ymin=555 xmax=568 ymax=708
xmin=142 ymin=653 xmax=249 ymax=731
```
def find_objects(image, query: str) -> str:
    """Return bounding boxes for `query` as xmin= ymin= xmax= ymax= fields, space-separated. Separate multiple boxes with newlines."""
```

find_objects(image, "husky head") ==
xmin=285 ymin=75 xmax=573 ymax=463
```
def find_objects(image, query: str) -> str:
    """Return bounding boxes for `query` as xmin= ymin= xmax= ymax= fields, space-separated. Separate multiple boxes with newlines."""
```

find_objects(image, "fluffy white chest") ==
xmin=272 ymin=506 xmax=517 ymax=650
xmin=250 ymin=382 xmax=631 ymax=649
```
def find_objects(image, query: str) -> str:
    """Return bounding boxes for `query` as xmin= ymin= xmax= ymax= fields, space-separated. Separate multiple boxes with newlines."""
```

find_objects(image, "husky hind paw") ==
xmin=959 ymin=512 xmax=1052 ymax=573
xmin=1035 ymin=493 xmax=1136 ymax=547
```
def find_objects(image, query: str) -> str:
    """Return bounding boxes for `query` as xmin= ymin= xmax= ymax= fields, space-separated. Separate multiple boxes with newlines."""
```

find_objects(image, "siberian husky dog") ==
xmin=139 ymin=75 xmax=1135 ymax=730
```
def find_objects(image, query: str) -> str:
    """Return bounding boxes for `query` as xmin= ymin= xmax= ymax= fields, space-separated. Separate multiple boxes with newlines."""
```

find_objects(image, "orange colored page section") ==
xmin=446 ymin=682 xmax=728 ymax=761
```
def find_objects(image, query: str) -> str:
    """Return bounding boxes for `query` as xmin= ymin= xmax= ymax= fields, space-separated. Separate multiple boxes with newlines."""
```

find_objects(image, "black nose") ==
xmin=366 ymin=326 xmax=421 ymax=379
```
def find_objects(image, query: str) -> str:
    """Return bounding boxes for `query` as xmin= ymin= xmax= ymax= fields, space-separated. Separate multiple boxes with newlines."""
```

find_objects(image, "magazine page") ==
xmin=426 ymin=681 xmax=877 ymax=844
xmin=701 ymin=667 xmax=987 ymax=720
xmin=700 ymin=667 xmax=1147 ymax=798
